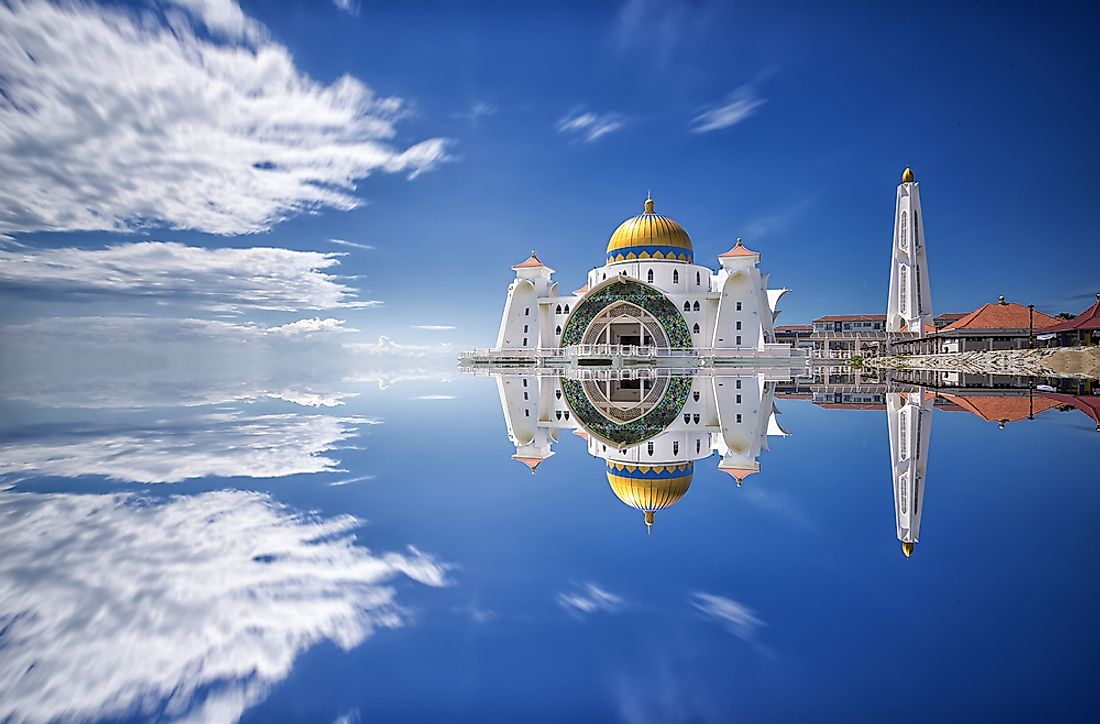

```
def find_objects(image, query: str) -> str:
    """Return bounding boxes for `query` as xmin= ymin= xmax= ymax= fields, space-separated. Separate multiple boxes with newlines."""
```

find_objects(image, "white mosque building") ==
xmin=495 ymin=370 xmax=790 ymax=532
xmin=494 ymin=194 xmax=792 ymax=355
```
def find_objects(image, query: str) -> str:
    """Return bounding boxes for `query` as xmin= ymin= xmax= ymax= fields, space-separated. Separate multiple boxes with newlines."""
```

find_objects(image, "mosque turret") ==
xmin=886 ymin=390 xmax=934 ymax=557
xmin=495 ymin=251 xmax=555 ymax=350
xmin=886 ymin=167 xmax=935 ymax=335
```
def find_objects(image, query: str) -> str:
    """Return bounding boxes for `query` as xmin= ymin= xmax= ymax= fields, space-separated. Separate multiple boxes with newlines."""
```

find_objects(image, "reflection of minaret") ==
xmin=496 ymin=374 xmax=557 ymax=472
xmin=715 ymin=374 xmax=788 ymax=486
xmin=886 ymin=390 xmax=933 ymax=557
xmin=886 ymin=168 xmax=934 ymax=335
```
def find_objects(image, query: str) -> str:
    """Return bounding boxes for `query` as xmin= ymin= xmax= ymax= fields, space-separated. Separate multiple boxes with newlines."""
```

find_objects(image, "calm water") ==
xmin=1 ymin=368 xmax=1098 ymax=723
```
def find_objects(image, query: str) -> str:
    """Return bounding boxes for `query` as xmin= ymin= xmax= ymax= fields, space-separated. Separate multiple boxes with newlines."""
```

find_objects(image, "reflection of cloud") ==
xmin=410 ymin=324 xmax=457 ymax=331
xmin=345 ymin=335 xmax=454 ymax=358
xmin=0 ymin=489 xmax=448 ymax=723
xmin=691 ymin=85 xmax=766 ymax=133
xmin=0 ymin=244 xmax=369 ymax=312
xmin=557 ymin=583 xmax=626 ymax=618
xmin=0 ymin=413 xmax=376 ymax=483
xmin=689 ymin=592 xmax=765 ymax=641
xmin=557 ymin=110 xmax=625 ymax=143
xmin=0 ymin=2 xmax=448 ymax=236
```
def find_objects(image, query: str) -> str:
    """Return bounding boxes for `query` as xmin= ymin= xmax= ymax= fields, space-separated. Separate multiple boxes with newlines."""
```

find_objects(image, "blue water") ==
xmin=1 ymin=373 xmax=1097 ymax=723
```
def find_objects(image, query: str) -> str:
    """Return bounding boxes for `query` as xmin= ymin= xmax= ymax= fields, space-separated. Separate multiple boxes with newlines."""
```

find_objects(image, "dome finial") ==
xmin=643 ymin=192 xmax=655 ymax=214
xmin=902 ymin=541 xmax=914 ymax=558
xmin=735 ymin=237 xmax=743 ymax=247
xmin=644 ymin=510 xmax=654 ymax=533
xmin=902 ymin=167 xmax=915 ymax=183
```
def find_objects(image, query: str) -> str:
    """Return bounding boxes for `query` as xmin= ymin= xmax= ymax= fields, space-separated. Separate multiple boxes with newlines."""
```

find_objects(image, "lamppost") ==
xmin=1028 ymin=304 xmax=1035 ymax=349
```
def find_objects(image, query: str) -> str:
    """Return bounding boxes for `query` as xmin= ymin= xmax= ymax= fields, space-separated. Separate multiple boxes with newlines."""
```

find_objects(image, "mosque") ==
xmin=490 ymin=194 xmax=798 ymax=361
xmin=495 ymin=370 xmax=790 ymax=532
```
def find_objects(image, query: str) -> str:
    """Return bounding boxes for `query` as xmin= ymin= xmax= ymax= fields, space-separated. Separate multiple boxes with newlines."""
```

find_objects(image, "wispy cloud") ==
xmin=345 ymin=335 xmax=453 ymax=358
xmin=410 ymin=324 xmax=457 ymax=331
xmin=0 ymin=1 xmax=448 ymax=236
xmin=328 ymin=474 xmax=377 ymax=487
xmin=557 ymin=583 xmax=626 ymax=618
xmin=328 ymin=238 xmax=376 ymax=251
xmin=454 ymin=101 xmax=496 ymax=125
xmin=0 ymin=489 xmax=448 ymax=722
xmin=689 ymin=592 xmax=765 ymax=641
xmin=0 ymin=413 xmax=378 ymax=483
xmin=332 ymin=0 xmax=361 ymax=16
xmin=691 ymin=85 xmax=766 ymax=133
xmin=0 ymin=242 xmax=371 ymax=312
xmin=557 ymin=110 xmax=625 ymax=143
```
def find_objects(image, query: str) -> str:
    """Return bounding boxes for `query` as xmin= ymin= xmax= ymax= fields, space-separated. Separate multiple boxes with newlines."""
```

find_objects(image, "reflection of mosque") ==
xmin=496 ymin=370 xmax=790 ymax=532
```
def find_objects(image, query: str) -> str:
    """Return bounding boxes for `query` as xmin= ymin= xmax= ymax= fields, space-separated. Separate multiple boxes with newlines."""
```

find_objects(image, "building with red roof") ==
xmin=1039 ymin=293 xmax=1100 ymax=346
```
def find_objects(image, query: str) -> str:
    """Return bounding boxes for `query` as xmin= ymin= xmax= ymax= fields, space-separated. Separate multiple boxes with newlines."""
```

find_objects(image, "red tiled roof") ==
xmin=573 ymin=284 xmax=589 ymax=295
xmin=940 ymin=301 xmax=1060 ymax=332
xmin=775 ymin=325 xmax=813 ymax=333
xmin=775 ymin=392 xmax=813 ymax=399
xmin=512 ymin=455 xmax=549 ymax=471
xmin=1037 ymin=393 xmax=1100 ymax=424
xmin=813 ymin=314 xmax=887 ymax=323
xmin=815 ymin=402 xmax=884 ymax=410
xmin=939 ymin=393 xmax=1061 ymax=424
xmin=512 ymin=251 xmax=553 ymax=271
xmin=1040 ymin=295 xmax=1100 ymax=332
xmin=934 ymin=312 xmax=967 ymax=323
xmin=719 ymin=467 xmax=759 ymax=482
xmin=719 ymin=238 xmax=759 ymax=258
xmin=572 ymin=429 xmax=590 ymax=440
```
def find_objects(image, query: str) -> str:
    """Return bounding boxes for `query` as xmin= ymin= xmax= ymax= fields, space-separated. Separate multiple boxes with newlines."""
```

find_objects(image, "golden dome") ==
xmin=901 ymin=167 xmax=915 ymax=184
xmin=901 ymin=541 xmax=915 ymax=558
xmin=606 ymin=462 xmax=693 ymax=531
xmin=606 ymin=194 xmax=693 ymax=264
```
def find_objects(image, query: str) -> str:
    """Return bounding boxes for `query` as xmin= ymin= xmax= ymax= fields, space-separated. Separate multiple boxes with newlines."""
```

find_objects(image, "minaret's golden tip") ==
xmin=902 ymin=167 xmax=915 ymax=184
xmin=902 ymin=541 xmax=915 ymax=558
xmin=643 ymin=193 xmax=655 ymax=214
xmin=644 ymin=510 xmax=655 ymax=531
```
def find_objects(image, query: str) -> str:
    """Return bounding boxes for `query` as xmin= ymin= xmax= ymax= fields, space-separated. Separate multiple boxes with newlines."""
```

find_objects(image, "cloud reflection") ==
xmin=0 ymin=489 xmax=449 ymax=723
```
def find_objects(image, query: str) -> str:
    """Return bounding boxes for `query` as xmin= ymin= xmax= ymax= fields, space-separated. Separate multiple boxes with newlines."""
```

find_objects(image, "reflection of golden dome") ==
xmin=902 ymin=541 xmax=915 ymax=558
xmin=606 ymin=194 xmax=693 ymax=264
xmin=606 ymin=462 xmax=693 ymax=531
xmin=901 ymin=167 xmax=915 ymax=183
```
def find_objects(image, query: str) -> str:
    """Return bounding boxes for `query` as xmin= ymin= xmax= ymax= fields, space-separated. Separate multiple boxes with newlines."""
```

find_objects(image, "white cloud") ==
xmin=327 ymin=238 xmax=376 ymax=251
xmin=557 ymin=583 xmax=626 ymax=618
xmin=0 ymin=489 xmax=449 ymax=723
xmin=689 ymin=592 xmax=765 ymax=641
xmin=328 ymin=474 xmax=376 ymax=487
xmin=0 ymin=412 xmax=377 ymax=483
xmin=410 ymin=324 xmax=457 ymax=331
xmin=345 ymin=335 xmax=454 ymax=358
xmin=557 ymin=110 xmax=625 ymax=143
xmin=454 ymin=101 xmax=496 ymax=125
xmin=332 ymin=0 xmax=361 ymax=16
xmin=691 ymin=85 xmax=766 ymax=133
xmin=0 ymin=2 xmax=449 ymax=236
xmin=0 ymin=242 xmax=370 ymax=312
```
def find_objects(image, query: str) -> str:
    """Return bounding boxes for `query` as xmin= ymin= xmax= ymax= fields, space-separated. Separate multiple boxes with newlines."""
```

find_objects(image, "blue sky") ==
xmin=1 ymin=0 xmax=1098 ymax=353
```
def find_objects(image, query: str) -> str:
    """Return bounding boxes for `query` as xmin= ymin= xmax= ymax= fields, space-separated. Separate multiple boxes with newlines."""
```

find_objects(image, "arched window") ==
xmin=647 ymin=269 xmax=654 ymax=283
xmin=564 ymin=411 xmax=570 ymax=420
xmin=696 ymin=439 xmax=701 ymax=453
xmin=555 ymin=390 xmax=561 ymax=399
xmin=693 ymin=391 xmax=700 ymax=402
xmin=524 ymin=307 xmax=530 ymax=316
xmin=693 ymin=323 xmax=700 ymax=334
xmin=673 ymin=270 xmax=679 ymax=284
xmin=555 ymin=410 xmax=562 ymax=420
xmin=602 ymin=273 xmax=606 ymax=280
xmin=555 ymin=325 xmax=562 ymax=336
xmin=564 ymin=305 xmax=569 ymax=313
xmin=693 ymin=301 xmax=700 ymax=312
xmin=673 ymin=441 xmax=679 ymax=455
xmin=555 ymin=304 xmax=562 ymax=314
xmin=647 ymin=441 xmax=654 ymax=456
xmin=693 ymin=414 xmax=700 ymax=424
xmin=899 ymin=210 xmax=909 ymax=251
xmin=684 ymin=413 xmax=691 ymax=424
xmin=696 ymin=271 xmax=701 ymax=286
xmin=683 ymin=301 xmax=691 ymax=312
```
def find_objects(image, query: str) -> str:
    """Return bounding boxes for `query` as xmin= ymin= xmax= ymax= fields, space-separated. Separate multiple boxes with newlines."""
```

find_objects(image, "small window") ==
xmin=693 ymin=323 xmax=701 ymax=334
xmin=736 ymin=335 xmax=741 ymax=345
xmin=736 ymin=394 xmax=741 ymax=404
xmin=693 ymin=414 xmax=700 ymax=424
xmin=602 ymin=273 xmax=606 ymax=280
xmin=564 ymin=305 xmax=570 ymax=313
xmin=736 ymin=321 xmax=741 ymax=330
xmin=555 ymin=325 xmax=562 ymax=335
xmin=696 ymin=271 xmax=701 ymax=286
xmin=647 ymin=269 xmax=654 ymax=283
xmin=693 ymin=392 xmax=700 ymax=402
xmin=684 ymin=413 xmax=691 ymax=424
xmin=647 ymin=441 xmax=654 ymax=456
xmin=673 ymin=441 xmax=679 ymax=455
xmin=555 ymin=304 xmax=562 ymax=314
xmin=736 ymin=301 xmax=742 ymax=311
xmin=735 ymin=380 xmax=741 ymax=389
xmin=684 ymin=301 xmax=691 ymax=312
xmin=736 ymin=414 xmax=742 ymax=423
xmin=696 ymin=439 xmax=701 ymax=453
xmin=693 ymin=301 xmax=700 ymax=312
xmin=524 ymin=307 xmax=530 ymax=316
xmin=524 ymin=409 xmax=530 ymax=417
xmin=523 ymin=391 xmax=528 ymax=400
xmin=555 ymin=410 xmax=561 ymax=420
xmin=673 ymin=270 xmax=679 ymax=284
xmin=522 ymin=379 xmax=528 ymax=387
xmin=555 ymin=390 xmax=561 ymax=399
xmin=564 ymin=411 xmax=569 ymax=420
xmin=522 ymin=337 xmax=528 ymax=346
xmin=523 ymin=324 xmax=528 ymax=333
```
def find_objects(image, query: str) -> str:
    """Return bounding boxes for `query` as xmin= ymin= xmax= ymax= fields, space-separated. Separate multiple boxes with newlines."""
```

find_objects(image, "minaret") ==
xmin=886 ymin=390 xmax=933 ymax=557
xmin=886 ymin=167 xmax=934 ymax=334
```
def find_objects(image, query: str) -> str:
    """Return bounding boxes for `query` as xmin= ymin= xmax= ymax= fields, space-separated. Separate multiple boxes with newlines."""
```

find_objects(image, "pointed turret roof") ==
xmin=718 ymin=237 xmax=759 ymax=258
xmin=512 ymin=455 xmax=550 ymax=472
xmin=719 ymin=467 xmax=759 ymax=486
xmin=512 ymin=250 xmax=554 ymax=272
